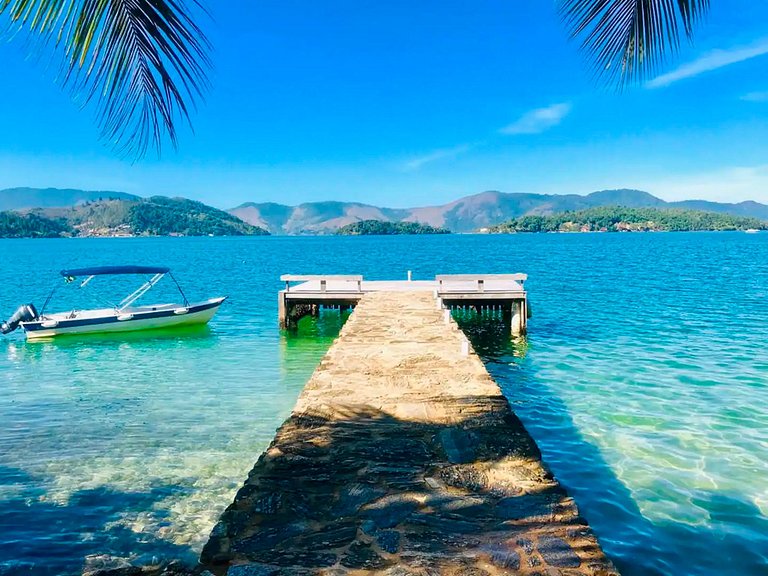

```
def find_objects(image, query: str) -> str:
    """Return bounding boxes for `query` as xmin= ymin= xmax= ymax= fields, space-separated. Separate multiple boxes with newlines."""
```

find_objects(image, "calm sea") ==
xmin=0 ymin=234 xmax=766 ymax=575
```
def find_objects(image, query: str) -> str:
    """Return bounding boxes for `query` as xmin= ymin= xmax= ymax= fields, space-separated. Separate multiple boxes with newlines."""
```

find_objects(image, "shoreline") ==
xmin=0 ymin=228 xmax=764 ymax=240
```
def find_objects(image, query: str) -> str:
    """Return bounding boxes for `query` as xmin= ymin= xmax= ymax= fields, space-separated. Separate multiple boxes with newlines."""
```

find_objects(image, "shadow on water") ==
xmin=285 ymin=309 xmax=353 ymax=339
xmin=0 ymin=467 xmax=196 ymax=576
xmin=457 ymin=313 xmax=768 ymax=576
xmin=279 ymin=310 xmax=352 ymax=386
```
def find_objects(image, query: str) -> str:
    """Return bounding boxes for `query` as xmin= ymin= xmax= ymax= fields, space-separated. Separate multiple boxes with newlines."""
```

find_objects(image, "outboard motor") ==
xmin=1 ymin=304 xmax=38 ymax=334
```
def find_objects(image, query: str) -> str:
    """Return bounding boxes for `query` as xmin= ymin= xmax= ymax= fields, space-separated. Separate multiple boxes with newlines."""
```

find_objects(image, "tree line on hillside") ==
xmin=127 ymin=197 xmax=269 ymax=236
xmin=486 ymin=207 xmax=767 ymax=233
xmin=0 ymin=197 xmax=270 ymax=238
xmin=336 ymin=220 xmax=450 ymax=235
xmin=0 ymin=212 xmax=71 ymax=238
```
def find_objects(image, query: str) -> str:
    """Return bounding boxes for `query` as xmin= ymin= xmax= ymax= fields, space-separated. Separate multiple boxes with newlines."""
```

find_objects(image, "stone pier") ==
xmin=202 ymin=291 xmax=617 ymax=576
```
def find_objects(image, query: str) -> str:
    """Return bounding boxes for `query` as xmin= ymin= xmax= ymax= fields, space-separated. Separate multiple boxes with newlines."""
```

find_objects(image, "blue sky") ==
xmin=1 ymin=0 xmax=768 ymax=208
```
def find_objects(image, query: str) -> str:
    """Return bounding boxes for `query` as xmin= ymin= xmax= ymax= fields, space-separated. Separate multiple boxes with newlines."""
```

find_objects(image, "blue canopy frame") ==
xmin=41 ymin=265 xmax=187 ymax=315
xmin=60 ymin=265 xmax=170 ymax=277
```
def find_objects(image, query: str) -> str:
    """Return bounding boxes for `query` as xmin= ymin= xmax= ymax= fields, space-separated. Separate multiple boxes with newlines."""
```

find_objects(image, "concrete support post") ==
xmin=511 ymin=300 xmax=526 ymax=337
xmin=278 ymin=292 xmax=288 ymax=329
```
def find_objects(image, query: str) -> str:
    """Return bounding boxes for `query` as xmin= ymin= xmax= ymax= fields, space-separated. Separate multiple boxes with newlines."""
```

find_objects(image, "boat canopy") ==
xmin=60 ymin=266 xmax=170 ymax=277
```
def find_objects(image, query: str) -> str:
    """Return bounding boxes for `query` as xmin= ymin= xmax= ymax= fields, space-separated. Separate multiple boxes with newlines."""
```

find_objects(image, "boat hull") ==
xmin=21 ymin=298 xmax=225 ymax=340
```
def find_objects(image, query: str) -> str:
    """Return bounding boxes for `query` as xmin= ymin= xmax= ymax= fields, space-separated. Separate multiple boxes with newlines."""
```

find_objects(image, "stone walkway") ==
xmin=201 ymin=292 xmax=618 ymax=576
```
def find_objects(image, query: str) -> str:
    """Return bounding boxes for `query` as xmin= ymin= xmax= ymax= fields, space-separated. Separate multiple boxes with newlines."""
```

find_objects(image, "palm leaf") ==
xmin=1 ymin=0 xmax=211 ymax=158
xmin=559 ymin=0 xmax=710 ymax=86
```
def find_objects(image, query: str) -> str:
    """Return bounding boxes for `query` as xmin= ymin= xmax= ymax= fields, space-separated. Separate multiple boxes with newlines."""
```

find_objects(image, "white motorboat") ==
xmin=1 ymin=265 xmax=226 ymax=340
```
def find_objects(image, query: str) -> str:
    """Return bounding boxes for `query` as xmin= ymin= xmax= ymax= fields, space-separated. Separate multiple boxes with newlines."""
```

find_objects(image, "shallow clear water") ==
xmin=0 ymin=234 xmax=766 ymax=575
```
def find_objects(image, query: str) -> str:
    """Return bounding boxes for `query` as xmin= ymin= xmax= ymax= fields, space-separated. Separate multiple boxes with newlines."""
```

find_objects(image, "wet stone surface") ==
xmin=496 ymin=493 xmax=557 ymax=521
xmin=340 ymin=541 xmax=391 ymax=570
xmin=361 ymin=498 xmax=419 ymax=529
xmin=200 ymin=292 xmax=620 ymax=576
xmin=292 ymin=522 xmax=358 ymax=551
xmin=375 ymin=530 xmax=401 ymax=554
xmin=332 ymin=484 xmax=385 ymax=516
xmin=538 ymin=536 xmax=582 ymax=568
xmin=487 ymin=544 xmax=521 ymax=570
xmin=252 ymin=550 xmax=338 ymax=568
xmin=438 ymin=427 xmax=479 ymax=464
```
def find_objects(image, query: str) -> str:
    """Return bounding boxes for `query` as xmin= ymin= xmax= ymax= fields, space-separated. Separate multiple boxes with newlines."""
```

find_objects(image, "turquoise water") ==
xmin=0 ymin=234 xmax=766 ymax=575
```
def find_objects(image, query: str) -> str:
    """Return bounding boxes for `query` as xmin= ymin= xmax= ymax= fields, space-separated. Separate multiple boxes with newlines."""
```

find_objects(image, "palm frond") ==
xmin=1 ymin=0 xmax=211 ymax=158
xmin=558 ymin=0 xmax=710 ymax=86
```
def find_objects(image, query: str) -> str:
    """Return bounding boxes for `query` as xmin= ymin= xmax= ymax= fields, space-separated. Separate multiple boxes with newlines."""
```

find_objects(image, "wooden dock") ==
xmin=202 ymin=290 xmax=617 ymax=576
xmin=278 ymin=274 xmax=529 ymax=335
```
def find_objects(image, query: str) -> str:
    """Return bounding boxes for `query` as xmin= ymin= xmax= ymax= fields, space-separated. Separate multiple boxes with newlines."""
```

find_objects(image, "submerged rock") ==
xmin=82 ymin=555 xmax=201 ymax=576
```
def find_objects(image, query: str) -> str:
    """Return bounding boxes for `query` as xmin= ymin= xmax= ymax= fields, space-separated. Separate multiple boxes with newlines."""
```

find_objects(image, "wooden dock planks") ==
xmin=202 ymin=291 xmax=617 ymax=576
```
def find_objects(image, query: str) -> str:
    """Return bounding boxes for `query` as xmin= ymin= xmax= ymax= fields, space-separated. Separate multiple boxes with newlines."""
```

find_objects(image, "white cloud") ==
xmin=402 ymin=144 xmax=473 ymax=172
xmin=499 ymin=103 xmax=571 ymax=135
xmin=630 ymin=165 xmax=768 ymax=203
xmin=647 ymin=39 xmax=768 ymax=89
xmin=742 ymin=91 xmax=768 ymax=102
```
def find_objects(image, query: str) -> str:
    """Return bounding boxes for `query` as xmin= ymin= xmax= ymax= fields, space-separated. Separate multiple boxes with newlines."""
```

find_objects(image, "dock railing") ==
xmin=279 ymin=273 xmax=528 ymax=334
xmin=280 ymin=274 xmax=364 ymax=294
xmin=435 ymin=273 xmax=527 ymax=293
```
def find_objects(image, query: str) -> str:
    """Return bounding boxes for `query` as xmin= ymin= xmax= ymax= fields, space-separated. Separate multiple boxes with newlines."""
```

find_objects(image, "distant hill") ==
xmin=1 ymin=197 xmax=269 ymax=238
xmin=5 ymin=187 xmax=768 ymax=236
xmin=336 ymin=220 xmax=450 ymax=235
xmin=230 ymin=201 xmax=408 ymax=234
xmin=231 ymin=189 xmax=768 ymax=234
xmin=0 ymin=187 xmax=139 ymax=210
xmin=669 ymin=199 xmax=768 ymax=220
xmin=486 ymin=206 xmax=766 ymax=233
xmin=119 ymin=196 xmax=268 ymax=236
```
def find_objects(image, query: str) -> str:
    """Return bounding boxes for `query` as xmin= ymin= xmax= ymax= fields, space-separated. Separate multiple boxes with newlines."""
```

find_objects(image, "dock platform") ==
xmin=278 ymin=274 xmax=529 ymax=335
xmin=202 ymin=290 xmax=617 ymax=576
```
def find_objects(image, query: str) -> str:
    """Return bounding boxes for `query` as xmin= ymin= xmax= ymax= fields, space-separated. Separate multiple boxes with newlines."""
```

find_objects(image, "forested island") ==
xmin=336 ymin=220 xmax=450 ymax=235
xmin=0 ymin=211 xmax=71 ymax=238
xmin=485 ymin=207 xmax=767 ymax=233
xmin=0 ymin=197 xmax=269 ymax=238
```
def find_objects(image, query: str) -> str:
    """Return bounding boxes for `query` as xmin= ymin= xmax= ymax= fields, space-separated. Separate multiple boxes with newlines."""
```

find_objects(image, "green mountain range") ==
xmin=229 ymin=189 xmax=768 ymax=234
xmin=2 ymin=187 xmax=768 ymax=237
xmin=0 ymin=196 xmax=269 ymax=238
